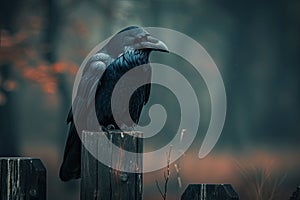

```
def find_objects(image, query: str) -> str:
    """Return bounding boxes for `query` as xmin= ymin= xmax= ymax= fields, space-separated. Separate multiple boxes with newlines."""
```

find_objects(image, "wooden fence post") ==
xmin=181 ymin=184 xmax=239 ymax=200
xmin=0 ymin=157 xmax=46 ymax=200
xmin=290 ymin=186 xmax=300 ymax=200
xmin=80 ymin=130 xmax=143 ymax=200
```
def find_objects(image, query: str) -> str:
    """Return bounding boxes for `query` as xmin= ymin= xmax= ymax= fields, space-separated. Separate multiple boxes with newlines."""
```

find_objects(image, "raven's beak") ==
xmin=141 ymin=35 xmax=169 ymax=53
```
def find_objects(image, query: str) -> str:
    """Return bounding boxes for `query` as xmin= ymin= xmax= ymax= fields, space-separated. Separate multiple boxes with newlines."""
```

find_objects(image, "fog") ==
xmin=1 ymin=0 xmax=299 ymax=199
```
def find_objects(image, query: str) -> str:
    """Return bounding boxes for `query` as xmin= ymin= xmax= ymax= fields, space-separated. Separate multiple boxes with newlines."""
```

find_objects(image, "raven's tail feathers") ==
xmin=59 ymin=122 xmax=81 ymax=181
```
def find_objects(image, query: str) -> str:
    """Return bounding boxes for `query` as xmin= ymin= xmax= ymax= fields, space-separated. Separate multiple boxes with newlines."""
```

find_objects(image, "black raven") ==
xmin=59 ymin=26 xmax=168 ymax=181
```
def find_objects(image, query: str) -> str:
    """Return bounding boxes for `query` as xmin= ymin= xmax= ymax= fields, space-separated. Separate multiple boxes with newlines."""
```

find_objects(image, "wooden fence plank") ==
xmin=290 ymin=186 xmax=300 ymax=200
xmin=0 ymin=157 xmax=46 ymax=200
xmin=181 ymin=184 xmax=239 ymax=200
xmin=80 ymin=132 xmax=99 ymax=199
xmin=81 ymin=131 xmax=143 ymax=200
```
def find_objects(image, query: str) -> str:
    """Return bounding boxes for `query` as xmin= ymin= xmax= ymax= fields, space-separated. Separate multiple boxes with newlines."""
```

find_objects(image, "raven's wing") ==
xmin=144 ymin=64 xmax=151 ymax=105
xmin=70 ymin=52 xmax=114 ymax=127
xmin=60 ymin=52 xmax=113 ymax=181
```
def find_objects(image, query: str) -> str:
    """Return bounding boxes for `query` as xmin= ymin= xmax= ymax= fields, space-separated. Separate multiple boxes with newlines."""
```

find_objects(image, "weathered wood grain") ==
xmin=181 ymin=184 xmax=239 ymax=200
xmin=81 ymin=131 xmax=143 ymax=200
xmin=0 ymin=157 xmax=46 ymax=200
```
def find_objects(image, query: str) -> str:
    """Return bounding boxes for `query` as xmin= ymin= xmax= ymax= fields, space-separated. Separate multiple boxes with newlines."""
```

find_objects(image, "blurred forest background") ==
xmin=0 ymin=0 xmax=299 ymax=199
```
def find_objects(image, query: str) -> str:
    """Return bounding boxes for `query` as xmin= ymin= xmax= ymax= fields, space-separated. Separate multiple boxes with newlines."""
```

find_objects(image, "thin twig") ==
xmin=155 ymin=180 xmax=164 ymax=199
xmin=155 ymin=145 xmax=172 ymax=200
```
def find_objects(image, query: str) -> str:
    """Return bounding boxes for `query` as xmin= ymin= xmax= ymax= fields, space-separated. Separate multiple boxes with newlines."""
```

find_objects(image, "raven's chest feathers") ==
xmin=95 ymin=49 xmax=151 ymax=127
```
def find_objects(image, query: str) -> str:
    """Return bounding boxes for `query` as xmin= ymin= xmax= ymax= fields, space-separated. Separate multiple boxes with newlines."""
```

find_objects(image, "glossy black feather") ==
xmin=59 ymin=49 xmax=151 ymax=181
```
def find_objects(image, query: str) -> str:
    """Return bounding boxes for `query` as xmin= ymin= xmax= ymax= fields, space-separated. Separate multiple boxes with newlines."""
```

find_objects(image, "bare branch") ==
xmin=155 ymin=145 xmax=172 ymax=200
xmin=155 ymin=180 xmax=165 ymax=200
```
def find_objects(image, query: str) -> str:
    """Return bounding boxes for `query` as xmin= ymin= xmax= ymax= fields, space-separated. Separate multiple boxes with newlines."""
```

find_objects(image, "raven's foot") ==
xmin=107 ymin=124 xmax=115 ymax=130
xmin=101 ymin=124 xmax=116 ymax=132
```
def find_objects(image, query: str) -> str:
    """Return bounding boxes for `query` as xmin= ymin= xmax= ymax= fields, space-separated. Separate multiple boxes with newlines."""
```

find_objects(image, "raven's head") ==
xmin=107 ymin=26 xmax=168 ymax=57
